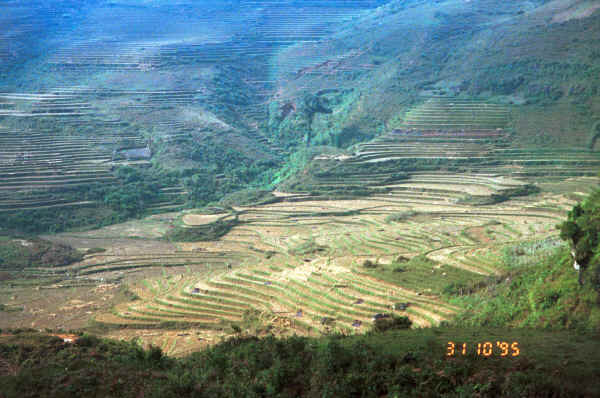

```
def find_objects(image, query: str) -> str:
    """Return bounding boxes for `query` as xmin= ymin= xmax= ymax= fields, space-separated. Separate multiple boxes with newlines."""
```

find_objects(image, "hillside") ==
xmin=1 ymin=0 xmax=600 ymax=233
xmin=268 ymin=0 xmax=600 ymax=149
xmin=1 ymin=1 xmax=600 ymax=396
xmin=0 ymin=326 xmax=599 ymax=397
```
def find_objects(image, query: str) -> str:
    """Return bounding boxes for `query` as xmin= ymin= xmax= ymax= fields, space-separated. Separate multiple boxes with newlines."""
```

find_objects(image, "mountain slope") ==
xmin=267 ymin=0 xmax=600 ymax=149
xmin=1 ymin=0 xmax=600 ymax=234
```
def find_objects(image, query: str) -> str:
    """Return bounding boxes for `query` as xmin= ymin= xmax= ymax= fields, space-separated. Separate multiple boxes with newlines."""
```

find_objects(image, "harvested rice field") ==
xmin=2 ymin=99 xmax=599 ymax=356
xmin=2 ymin=167 xmax=591 ymax=356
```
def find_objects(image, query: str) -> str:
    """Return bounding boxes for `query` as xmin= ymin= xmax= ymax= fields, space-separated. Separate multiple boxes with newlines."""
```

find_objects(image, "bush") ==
xmin=120 ymin=285 xmax=140 ymax=301
xmin=164 ymin=217 xmax=239 ymax=242
xmin=362 ymin=259 xmax=378 ymax=268
xmin=219 ymin=189 xmax=281 ymax=207
xmin=560 ymin=189 xmax=600 ymax=288
xmin=265 ymin=250 xmax=277 ymax=259
xmin=75 ymin=334 xmax=101 ymax=347
xmin=442 ymin=281 xmax=486 ymax=296
xmin=372 ymin=316 xmax=412 ymax=332
xmin=288 ymin=238 xmax=328 ymax=256
xmin=1 ymin=328 xmax=599 ymax=397
xmin=0 ymin=238 xmax=83 ymax=270
xmin=385 ymin=211 xmax=417 ymax=223
xmin=588 ymin=121 xmax=600 ymax=149
xmin=459 ymin=184 xmax=540 ymax=205
xmin=85 ymin=247 xmax=106 ymax=255
xmin=146 ymin=344 xmax=163 ymax=363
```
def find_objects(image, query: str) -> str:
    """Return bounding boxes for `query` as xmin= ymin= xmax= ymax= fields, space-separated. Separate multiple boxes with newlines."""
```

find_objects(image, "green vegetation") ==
xmin=450 ymin=191 xmax=600 ymax=332
xmin=362 ymin=255 xmax=486 ymax=296
xmin=560 ymin=188 xmax=600 ymax=289
xmin=3 ymin=1 xmax=600 ymax=395
xmin=362 ymin=259 xmax=378 ymax=268
xmin=371 ymin=315 xmax=412 ymax=332
xmin=385 ymin=211 xmax=418 ymax=223
xmin=164 ymin=216 xmax=240 ymax=242
xmin=269 ymin=146 xmax=344 ymax=187
xmin=279 ymin=156 xmax=412 ymax=196
xmin=102 ymin=167 xmax=176 ymax=216
xmin=288 ymin=237 xmax=328 ymax=256
xmin=458 ymin=184 xmax=541 ymax=206
xmin=1 ymin=328 xmax=599 ymax=397
xmin=0 ymin=238 xmax=82 ymax=270
xmin=85 ymin=247 xmax=107 ymax=255
xmin=0 ymin=304 xmax=23 ymax=312
xmin=219 ymin=189 xmax=281 ymax=207
xmin=451 ymin=246 xmax=600 ymax=331
xmin=0 ymin=166 xmax=180 ymax=235
xmin=588 ymin=121 xmax=600 ymax=149
xmin=181 ymin=147 xmax=278 ymax=208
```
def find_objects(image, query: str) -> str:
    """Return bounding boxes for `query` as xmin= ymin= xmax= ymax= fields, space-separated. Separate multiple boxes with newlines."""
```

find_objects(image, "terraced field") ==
xmin=7 ymin=96 xmax=590 ymax=356
xmin=398 ymin=98 xmax=510 ymax=131
xmin=0 ymin=0 xmax=383 ymax=213
xmin=23 ymin=165 xmax=583 ymax=356
xmin=0 ymin=88 xmax=199 ymax=212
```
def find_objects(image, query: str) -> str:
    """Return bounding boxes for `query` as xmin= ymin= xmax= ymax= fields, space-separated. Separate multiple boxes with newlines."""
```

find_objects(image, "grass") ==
xmin=360 ymin=254 xmax=487 ymax=296
xmin=287 ymin=237 xmax=329 ymax=256
xmin=164 ymin=216 xmax=240 ymax=242
xmin=2 ymin=1 xmax=600 ymax=395
xmin=108 ymin=254 xmax=460 ymax=333
xmin=157 ymin=299 xmax=244 ymax=318
xmin=0 ymin=238 xmax=83 ymax=270
xmin=0 ymin=303 xmax=24 ymax=312
xmin=219 ymin=189 xmax=282 ymax=207
xmin=451 ymin=244 xmax=600 ymax=332
xmin=0 ymin=327 xmax=599 ymax=397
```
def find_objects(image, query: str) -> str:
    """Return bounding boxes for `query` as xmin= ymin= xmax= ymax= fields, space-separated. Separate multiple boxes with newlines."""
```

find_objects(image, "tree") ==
xmin=302 ymin=93 xmax=333 ymax=146
xmin=560 ymin=190 xmax=600 ymax=287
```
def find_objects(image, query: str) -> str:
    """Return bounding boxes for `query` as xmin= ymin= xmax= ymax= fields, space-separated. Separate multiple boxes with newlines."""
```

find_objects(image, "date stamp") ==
xmin=446 ymin=341 xmax=520 ymax=357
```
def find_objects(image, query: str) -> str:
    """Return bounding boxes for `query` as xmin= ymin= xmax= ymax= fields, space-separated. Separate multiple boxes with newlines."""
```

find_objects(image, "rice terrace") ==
xmin=3 ymin=96 xmax=597 ymax=355
xmin=1 ymin=0 xmax=600 ymax=396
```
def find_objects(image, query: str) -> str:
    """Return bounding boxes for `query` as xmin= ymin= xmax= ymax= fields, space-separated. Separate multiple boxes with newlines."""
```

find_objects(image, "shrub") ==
xmin=0 ymin=238 xmax=83 ymax=270
xmin=85 ymin=247 xmax=106 ymax=255
xmin=385 ymin=211 xmax=417 ymax=223
xmin=120 ymin=285 xmax=140 ymax=301
xmin=75 ymin=334 xmax=101 ymax=347
xmin=372 ymin=316 xmax=412 ymax=332
xmin=560 ymin=189 xmax=600 ymax=288
xmin=164 ymin=217 xmax=239 ymax=242
xmin=362 ymin=259 xmax=378 ymax=268
xmin=0 ymin=304 xmax=23 ymax=312
xmin=588 ymin=121 xmax=600 ymax=149
xmin=442 ymin=281 xmax=486 ymax=296
xmin=219 ymin=189 xmax=281 ymax=207
xmin=146 ymin=344 xmax=163 ymax=363
xmin=288 ymin=238 xmax=328 ymax=256
xmin=265 ymin=250 xmax=277 ymax=259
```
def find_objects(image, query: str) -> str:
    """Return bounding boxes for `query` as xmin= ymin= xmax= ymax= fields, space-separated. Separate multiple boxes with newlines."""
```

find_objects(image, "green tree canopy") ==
xmin=560 ymin=189 xmax=600 ymax=288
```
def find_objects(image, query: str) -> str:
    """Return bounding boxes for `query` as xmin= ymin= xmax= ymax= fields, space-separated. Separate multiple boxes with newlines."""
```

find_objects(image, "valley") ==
xmin=1 ymin=1 xmax=600 ymax=396
xmin=2 ymin=106 xmax=596 ymax=355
